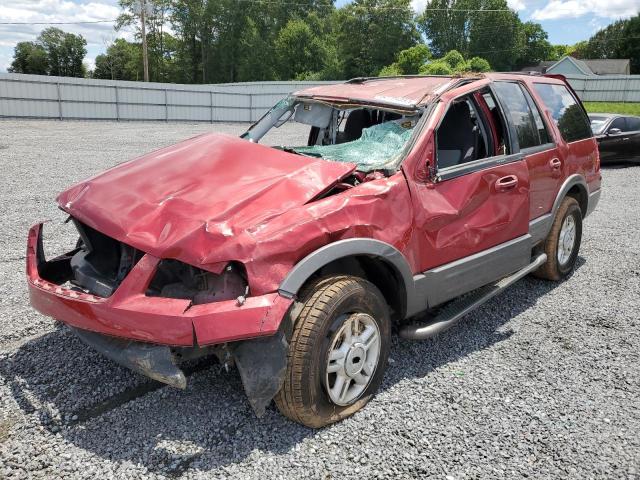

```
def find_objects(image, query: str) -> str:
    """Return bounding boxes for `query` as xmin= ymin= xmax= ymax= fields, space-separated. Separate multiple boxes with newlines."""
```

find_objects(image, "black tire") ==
xmin=534 ymin=196 xmax=582 ymax=281
xmin=274 ymin=275 xmax=391 ymax=428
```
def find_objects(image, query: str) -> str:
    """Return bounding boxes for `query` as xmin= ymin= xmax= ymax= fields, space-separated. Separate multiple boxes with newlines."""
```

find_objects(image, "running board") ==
xmin=399 ymin=253 xmax=547 ymax=340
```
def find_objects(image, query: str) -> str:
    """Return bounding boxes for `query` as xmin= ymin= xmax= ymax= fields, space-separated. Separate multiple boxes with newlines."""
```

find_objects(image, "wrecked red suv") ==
xmin=27 ymin=74 xmax=601 ymax=428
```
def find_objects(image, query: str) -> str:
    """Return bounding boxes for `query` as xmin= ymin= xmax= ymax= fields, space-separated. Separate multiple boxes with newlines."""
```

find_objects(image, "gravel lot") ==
xmin=0 ymin=120 xmax=638 ymax=479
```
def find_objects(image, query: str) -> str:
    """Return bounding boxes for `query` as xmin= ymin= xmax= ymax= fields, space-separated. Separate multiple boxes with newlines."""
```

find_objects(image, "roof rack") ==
xmin=345 ymin=74 xmax=455 ymax=84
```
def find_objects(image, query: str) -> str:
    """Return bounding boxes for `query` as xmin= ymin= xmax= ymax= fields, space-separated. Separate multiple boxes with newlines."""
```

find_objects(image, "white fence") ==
xmin=0 ymin=73 xmax=638 ymax=122
xmin=0 ymin=73 xmax=336 ymax=122
xmin=565 ymin=74 xmax=640 ymax=103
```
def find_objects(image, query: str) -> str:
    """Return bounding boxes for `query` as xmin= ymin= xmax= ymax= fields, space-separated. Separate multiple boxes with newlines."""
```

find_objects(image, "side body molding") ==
xmin=278 ymin=238 xmax=417 ymax=317
xmin=529 ymin=173 xmax=590 ymax=245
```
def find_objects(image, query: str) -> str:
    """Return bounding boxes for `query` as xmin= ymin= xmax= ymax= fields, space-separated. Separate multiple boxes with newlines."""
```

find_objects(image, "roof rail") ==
xmin=345 ymin=74 xmax=456 ymax=84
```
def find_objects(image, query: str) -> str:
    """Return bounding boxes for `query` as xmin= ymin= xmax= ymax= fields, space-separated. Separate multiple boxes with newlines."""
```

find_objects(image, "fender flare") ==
xmin=552 ymin=174 xmax=588 ymax=216
xmin=278 ymin=238 xmax=415 ymax=317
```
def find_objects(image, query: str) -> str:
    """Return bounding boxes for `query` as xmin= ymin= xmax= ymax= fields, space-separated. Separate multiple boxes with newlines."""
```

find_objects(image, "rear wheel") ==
xmin=274 ymin=275 xmax=390 ymax=428
xmin=534 ymin=196 xmax=582 ymax=281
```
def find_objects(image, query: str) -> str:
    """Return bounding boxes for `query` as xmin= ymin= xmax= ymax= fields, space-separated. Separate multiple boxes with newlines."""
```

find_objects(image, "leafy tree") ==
xmin=93 ymin=39 xmax=142 ymax=80
xmin=417 ymin=0 xmax=522 ymax=70
xmin=9 ymin=28 xmax=86 ymax=77
xmin=8 ymin=42 xmax=48 ymax=74
xmin=396 ymin=44 xmax=431 ymax=73
xmin=466 ymin=0 xmax=521 ymax=70
xmin=549 ymin=44 xmax=573 ymax=60
xmin=275 ymin=17 xmax=333 ymax=80
xmin=571 ymin=40 xmax=590 ymax=59
xmin=442 ymin=49 xmax=465 ymax=69
xmin=378 ymin=63 xmax=403 ymax=76
xmin=579 ymin=14 xmax=640 ymax=73
xmin=39 ymin=28 xmax=87 ymax=77
xmin=335 ymin=0 xmax=419 ymax=78
xmin=419 ymin=60 xmax=453 ymax=75
xmin=515 ymin=21 xmax=552 ymax=68
xmin=468 ymin=56 xmax=491 ymax=72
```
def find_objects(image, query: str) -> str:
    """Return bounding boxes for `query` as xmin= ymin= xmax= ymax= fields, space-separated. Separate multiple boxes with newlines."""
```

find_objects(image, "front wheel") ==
xmin=534 ymin=196 xmax=583 ymax=281
xmin=274 ymin=275 xmax=391 ymax=428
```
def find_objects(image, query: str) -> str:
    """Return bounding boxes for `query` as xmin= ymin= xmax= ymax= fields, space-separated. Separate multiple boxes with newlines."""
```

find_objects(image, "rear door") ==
xmin=492 ymin=81 xmax=560 ymax=221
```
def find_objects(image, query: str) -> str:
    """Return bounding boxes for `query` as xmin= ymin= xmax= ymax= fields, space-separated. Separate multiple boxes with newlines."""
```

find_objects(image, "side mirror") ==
xmin=608 ymin=127 xmax=622 ymax=136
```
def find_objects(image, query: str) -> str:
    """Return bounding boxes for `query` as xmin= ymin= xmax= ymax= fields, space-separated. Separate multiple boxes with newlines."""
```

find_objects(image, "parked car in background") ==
xmin=589 ymin=113 xmax=640 ymax=163
xmin=27 ymin=73 xmax=600 ymax=428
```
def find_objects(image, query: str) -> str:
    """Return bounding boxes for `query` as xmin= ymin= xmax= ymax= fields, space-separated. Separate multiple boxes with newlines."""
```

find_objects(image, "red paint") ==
xmin=28 ymin=73 xmax=599 ymax=347
xmin=27 ymin=224 xmax=294 ymax=346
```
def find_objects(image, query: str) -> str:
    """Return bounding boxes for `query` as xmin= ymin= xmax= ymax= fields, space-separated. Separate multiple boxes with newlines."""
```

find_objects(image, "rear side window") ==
xmin=533 ymin=83 xmax=592 ymax=142
xmin=625 ymin=117 xmax=640 ymax=131
xmin=493 ymin=82 xmax=546 ymax=150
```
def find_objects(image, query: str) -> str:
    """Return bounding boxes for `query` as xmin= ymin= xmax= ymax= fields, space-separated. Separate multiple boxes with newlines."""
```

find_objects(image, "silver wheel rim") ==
xmin=325 ymin=313 xmax=381 ymax=406
xmin=557 ymin=214 xmax=576 ymax=265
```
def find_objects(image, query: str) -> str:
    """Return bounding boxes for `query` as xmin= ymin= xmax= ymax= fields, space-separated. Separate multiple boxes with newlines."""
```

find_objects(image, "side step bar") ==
xmin=399 ymin=253 xmax=547 ymax=340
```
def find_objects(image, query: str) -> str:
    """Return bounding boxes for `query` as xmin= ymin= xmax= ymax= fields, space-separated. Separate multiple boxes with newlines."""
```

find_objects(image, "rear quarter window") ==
xmin=533 ymin=83 xmax=592 ymax=143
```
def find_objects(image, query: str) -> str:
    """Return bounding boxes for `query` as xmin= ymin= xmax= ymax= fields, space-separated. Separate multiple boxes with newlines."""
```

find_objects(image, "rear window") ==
xmin=533 ymin=83 xmax=592 ymax=142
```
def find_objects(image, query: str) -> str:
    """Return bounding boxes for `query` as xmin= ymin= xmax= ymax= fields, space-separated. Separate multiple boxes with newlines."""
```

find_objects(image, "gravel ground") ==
xmin=0 ymin=120 xmax=638 ymax=479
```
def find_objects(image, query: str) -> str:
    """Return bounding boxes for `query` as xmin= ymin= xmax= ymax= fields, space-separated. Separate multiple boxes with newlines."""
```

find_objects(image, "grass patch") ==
xmin=583 ymin=102 xmax=640 ymax=115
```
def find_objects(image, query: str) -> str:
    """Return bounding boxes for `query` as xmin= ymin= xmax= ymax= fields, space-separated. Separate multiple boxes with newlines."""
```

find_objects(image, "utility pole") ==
xmin=140 ymin=0 xmax=149 ymax=82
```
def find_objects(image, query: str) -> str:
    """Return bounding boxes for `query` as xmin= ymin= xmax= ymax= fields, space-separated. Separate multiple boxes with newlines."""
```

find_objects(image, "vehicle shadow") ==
xmin=0 ymin=258 xmax=584 ymax=476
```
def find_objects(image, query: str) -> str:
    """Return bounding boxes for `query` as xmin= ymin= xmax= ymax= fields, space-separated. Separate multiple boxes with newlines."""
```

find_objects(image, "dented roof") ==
xmin=294 ymin=76 xmax=458 ymax=109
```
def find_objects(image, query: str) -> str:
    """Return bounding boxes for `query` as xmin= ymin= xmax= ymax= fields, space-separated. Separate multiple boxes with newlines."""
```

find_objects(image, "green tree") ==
xmin=396 ymin=44 xmax=431 ymax=73
xmin=274 ymin=17 xmax=330 ymax=80
xmin=442 ymin=49 xmax=465 ymax=69
xmin=549 ymin=44 xmax=573 ymax=60
xmin=335 ymin=0 xmax=419 ymax=78
xmin=38 ymin=27 xmax=87 ymax=77
xmin=418 ymin=0 xmax=523 ymax=71
xmin=8 ymin=42 xmax=49 ymax=74
xmin=516 ymin=21 xmax=552 ymax=68
xmin=378 ymin=63 xmax=403 ymax=76
xmin=580 ymin=14 xmax=640 ymax=73
xmin=419 ymin=60 xmax=453 ymax=75
xmin=93 ymin=39 xmax=142 ymax=80
xmin=468 ymin=56 xmax=491 ymax=72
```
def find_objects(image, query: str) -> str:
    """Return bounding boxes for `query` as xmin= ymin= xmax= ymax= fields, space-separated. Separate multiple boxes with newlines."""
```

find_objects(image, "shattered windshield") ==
xmin=242 ymin=96 xmax=420 ymax=172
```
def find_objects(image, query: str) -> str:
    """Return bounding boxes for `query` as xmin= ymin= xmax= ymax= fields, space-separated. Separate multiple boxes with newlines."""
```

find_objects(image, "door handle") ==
xmin=495 ymin=175 xmax=518 ymax=192
xmin=549 ymin=158 xmax=562 ymax=170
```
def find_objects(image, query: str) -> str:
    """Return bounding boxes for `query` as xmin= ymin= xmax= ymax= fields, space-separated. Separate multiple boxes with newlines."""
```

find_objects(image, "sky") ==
xmin=0 ymin=0 xmax=638 ymax=73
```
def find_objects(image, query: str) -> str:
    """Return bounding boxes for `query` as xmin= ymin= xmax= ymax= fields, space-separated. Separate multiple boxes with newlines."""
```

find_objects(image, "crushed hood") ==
xmin=58 ymin=133 xmax=356 ymax=268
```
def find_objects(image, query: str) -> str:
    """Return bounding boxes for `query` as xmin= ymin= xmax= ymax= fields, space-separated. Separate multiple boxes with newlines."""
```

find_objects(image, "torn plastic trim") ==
xmin=71 ymin=327 xmax=191 ymax=389
xmin=231 ymin=329 xmax=289 ymax=417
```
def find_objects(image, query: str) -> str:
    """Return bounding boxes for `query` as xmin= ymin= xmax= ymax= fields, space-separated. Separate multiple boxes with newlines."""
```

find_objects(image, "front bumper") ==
xmin=27 ymin=223 xmax=294 ymax=346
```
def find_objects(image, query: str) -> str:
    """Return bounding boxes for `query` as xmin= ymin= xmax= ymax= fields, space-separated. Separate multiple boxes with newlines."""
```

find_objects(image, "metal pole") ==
xmin=164 ymin=88 xmax=168 ymax=122
xmin=141 ymin=0 xmax=149 ymax=82
xmin=210 ymin=91 xmax=214 ymax=123
xmin=56 ymin=82 xmax=62 ymax=120
xmin=249 ymin=93 xmax=253 ymax=122
xmin=114 ymin=85 xmax=120 ymax=121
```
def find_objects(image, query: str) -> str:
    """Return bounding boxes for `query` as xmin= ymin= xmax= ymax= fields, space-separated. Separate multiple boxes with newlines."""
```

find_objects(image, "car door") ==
xmin=598 ymin=117 xmax=627 ymax=163
xmin=407 ymin=86 xmax=531 ymax=307
xmin=622 ymin=116 xmax=640 ymax=161
xmin=493 ymin=80 xmax=561 ymax=222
